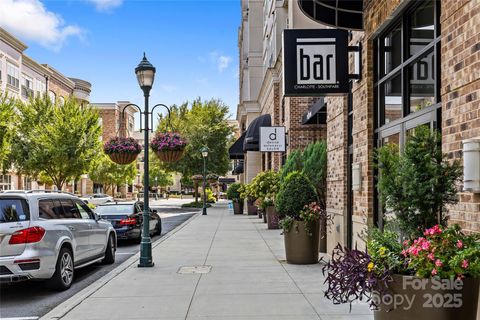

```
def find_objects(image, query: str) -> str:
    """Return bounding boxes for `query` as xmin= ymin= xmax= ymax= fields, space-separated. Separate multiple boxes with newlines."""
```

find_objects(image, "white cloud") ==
xmin=86 ymin=0 xmax=123 ymax=12
xmin=0 ymin=0 xmax=83 ymax=51
xmin=218 ymin=55 xmax=232 ymax=72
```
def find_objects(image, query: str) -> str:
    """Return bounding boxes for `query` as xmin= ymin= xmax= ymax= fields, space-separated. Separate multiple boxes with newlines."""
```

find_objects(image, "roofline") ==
xmin=0 ymin=27 xmax=28 ymax=52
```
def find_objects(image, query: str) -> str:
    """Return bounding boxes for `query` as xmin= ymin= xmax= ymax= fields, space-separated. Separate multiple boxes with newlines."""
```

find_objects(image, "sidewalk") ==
xmin=42 ymin=201 xmax=373 ymax=320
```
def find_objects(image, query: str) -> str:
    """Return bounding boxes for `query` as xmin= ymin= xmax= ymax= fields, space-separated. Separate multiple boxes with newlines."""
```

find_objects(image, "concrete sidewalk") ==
xmin=42 ymin=201 xmax=373 ymax=320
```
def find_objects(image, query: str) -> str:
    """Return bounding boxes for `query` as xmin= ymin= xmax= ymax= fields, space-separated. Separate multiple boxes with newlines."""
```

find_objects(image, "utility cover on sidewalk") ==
xmin=177 ymin=265 xmax=212 ymax=274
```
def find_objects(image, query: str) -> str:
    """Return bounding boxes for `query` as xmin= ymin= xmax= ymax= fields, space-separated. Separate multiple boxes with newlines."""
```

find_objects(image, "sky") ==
xmin=0 ymin=0 xmax=240 ymax=125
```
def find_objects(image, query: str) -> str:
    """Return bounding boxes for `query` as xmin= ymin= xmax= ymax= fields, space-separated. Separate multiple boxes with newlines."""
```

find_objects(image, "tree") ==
xmin=0 ymin=92 xmax=15 ymax=170
xmin=279 ymin=150 xmax=303 ymax=182
xmin=10 ymin=95 xmax=101 ymax=189
xmin=89 ymin=155 xmax=137 ymax=196
xmin=302 ymin=141 xmax=327 ymax=210
xmin=375 ymin=127 xmax=462 ymax=238
xmin=157 ymin=98 xmax=234 ymax=179
xmin=148 ymin=154 xmax=173 ymax=190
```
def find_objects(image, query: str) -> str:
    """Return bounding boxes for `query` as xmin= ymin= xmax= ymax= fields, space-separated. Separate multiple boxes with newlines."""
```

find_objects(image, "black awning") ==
xmin=243 ymin=114 xmax=272 ymax=152
xmin=219 ymin=177 xmax=236 ymax=184
xmin=298 ymin=0 xmax=364 ymax=31
xmin=232 ymin=162 xmax=244 ymax=175
xmin=229 ymin=131 xmax=246 ymax=160
xmin=302 ymin=98 xmax=327 ymax=125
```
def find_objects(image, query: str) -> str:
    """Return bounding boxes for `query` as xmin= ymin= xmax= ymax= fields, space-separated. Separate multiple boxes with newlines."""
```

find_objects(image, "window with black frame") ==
xmin=374 ymin=0 xmax=441 ymax=226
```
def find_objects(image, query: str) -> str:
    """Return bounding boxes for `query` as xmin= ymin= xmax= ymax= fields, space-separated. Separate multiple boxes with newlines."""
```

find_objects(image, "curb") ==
xmin=39 ymin=212 xmax=201 ymax=320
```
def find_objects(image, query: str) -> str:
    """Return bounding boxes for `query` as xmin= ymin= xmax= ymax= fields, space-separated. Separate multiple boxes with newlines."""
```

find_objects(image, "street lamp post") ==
xmin=201 ymin=147 xmax=209 ymax=215
xmin=120 ymin=53 xmax=173 ymax=268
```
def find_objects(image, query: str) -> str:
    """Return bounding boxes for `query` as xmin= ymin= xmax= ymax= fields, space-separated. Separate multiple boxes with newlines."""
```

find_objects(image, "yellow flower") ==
xmin=367 ymin=262 xmax=374 ymax=272
xmin=379 ymin=247 xmax=386 ymax=257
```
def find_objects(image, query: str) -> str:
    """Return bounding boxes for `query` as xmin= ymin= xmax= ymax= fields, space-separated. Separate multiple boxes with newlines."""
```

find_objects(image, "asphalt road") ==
xmin=0 ymin=199 xmax=198 ymax=319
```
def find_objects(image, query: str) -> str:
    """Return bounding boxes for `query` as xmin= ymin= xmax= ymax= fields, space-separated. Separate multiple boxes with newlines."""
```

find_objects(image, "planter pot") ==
xmin=263 ymin=210 xmax=267 ymax=223
xmin=374 ymin=274 xmax=479 ymax=320
xmin=208 ymin=179 xmax=217 ymax=183
xmin=257 ymin=208 xmax=263 ymax=219
xmin=247 ymin=200 xmax=257 ymax=215
xmin=233 ymin=201 xmax=244 ymax=215
xmin=108 ymin=152 xmax=138 ymax=165
xmin=266 ymin=206 xmax=279 ymax=229
xmin=155 ymin=149 xmax=185 ymax=162
xmin=284 ymin=220 xmax=320 ymax=264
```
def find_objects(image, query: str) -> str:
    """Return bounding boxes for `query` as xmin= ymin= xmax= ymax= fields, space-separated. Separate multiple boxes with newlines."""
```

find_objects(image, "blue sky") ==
xmin=0 ymin=0 xmax=240 ymax=124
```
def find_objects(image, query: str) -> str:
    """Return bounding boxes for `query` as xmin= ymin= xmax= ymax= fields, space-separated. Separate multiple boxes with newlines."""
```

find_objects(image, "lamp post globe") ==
xmin=201 ymin=146 xmax=209 ymax=215
xmin=135 ymin=53 xmax=156 ymax=94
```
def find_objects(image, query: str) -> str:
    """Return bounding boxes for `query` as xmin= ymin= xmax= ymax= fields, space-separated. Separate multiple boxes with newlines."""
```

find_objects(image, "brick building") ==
xmin=0 ymin=27 xmax=91 ymax=191
xmin=235 ymin=0 xmax=480 ymax=251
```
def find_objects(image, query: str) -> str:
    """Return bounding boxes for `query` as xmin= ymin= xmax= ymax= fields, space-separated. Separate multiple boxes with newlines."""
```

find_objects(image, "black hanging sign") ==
xmin=283 ymin=29 xmax=349 ymax=96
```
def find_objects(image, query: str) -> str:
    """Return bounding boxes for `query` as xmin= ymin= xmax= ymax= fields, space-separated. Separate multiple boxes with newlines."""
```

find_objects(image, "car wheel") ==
xmin=155 ymin=219 xmax=162 ymax=236
xmin=102 ymin=233 xmax=115 ymax=264
xmin=47 ymin=247 xmax=74 ymax=291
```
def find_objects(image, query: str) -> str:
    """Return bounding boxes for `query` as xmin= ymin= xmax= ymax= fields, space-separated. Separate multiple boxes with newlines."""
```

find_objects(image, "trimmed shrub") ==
xmin=275 ymin=171 xmax=317 ymax=219
xmin=226 ymin=182 xmax=244 ymax=202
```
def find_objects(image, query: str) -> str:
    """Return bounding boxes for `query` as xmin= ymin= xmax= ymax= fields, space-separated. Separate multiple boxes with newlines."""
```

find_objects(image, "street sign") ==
xmin=283 ymin=29 xmax=349 ymax=96
xmin=260 ymin=126 xmax=286 ymax=152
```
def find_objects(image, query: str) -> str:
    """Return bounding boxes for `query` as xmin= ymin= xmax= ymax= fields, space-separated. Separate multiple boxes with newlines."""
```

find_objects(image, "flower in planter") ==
xmin=103 ymin=137 xmax=142 ymax=155
xmin=297 ymin=202 xmax=333 ymax=236
xmin=226 ymin=182 xmax=244 ymax=203
xmin=151 ymin=132 xmax=187 ymax=152
xmin=206 ymin=173 xmax=219 ymax=182
xmin=103 ymin=137 xmax=142 ymax=164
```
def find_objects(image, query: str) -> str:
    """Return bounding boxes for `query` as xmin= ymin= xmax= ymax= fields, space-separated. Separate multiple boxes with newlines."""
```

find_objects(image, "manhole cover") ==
xmin=177 ymin=265 xmax=212 ymax=274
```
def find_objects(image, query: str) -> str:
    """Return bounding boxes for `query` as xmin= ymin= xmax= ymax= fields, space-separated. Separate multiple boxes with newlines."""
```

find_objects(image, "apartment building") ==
xmin=233 ymin=0 xmax=328 ymax=186
xmin=0 ymin=27 xmax=91 ymax=191
xmin=235 ymin=0 xmax=480 ymax=251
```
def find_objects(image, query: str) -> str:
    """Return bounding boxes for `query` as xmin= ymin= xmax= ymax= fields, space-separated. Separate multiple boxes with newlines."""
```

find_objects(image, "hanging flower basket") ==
xmin=206 ymin=173 xmax=219 ymax=183
xmin=191 ymin=175 xmax=203 ymax=182
xmin=151 ymin=132 xmax=187 ymax=163
xmin=103 ymin=137 xmax=142 ymax=165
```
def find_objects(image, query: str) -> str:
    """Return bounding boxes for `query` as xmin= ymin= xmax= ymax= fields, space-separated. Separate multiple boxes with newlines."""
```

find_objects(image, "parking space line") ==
xmin=0 ymin=317 xmax=39 ymax=320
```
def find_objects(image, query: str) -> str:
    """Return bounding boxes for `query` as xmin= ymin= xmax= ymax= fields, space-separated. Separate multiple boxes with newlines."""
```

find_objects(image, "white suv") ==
xmin=0 ymin=191 xmax=116 ymax=290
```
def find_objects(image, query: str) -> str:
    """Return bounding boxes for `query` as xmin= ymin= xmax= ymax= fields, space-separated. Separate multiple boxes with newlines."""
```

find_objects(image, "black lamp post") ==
xmin=121 ymin=53 xmax=173 ymax=268
xmin=201 ymin=146 xmax=209 ymax=215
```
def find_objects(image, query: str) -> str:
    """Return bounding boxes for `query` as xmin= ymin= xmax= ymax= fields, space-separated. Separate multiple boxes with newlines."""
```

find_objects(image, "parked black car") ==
xmin=94 ymin=201 xmax=161 ymax=241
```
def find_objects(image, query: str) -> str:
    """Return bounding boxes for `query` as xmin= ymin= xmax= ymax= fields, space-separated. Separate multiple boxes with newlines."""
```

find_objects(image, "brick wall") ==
xmin=441 ymin=0 xmax=480 ymax=233
xmin=48 ymin=77 xmax=73 ymax=100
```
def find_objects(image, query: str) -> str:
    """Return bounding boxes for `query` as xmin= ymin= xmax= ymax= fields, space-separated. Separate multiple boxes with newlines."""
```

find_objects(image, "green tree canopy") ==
xmin=148 ymin=153 xmax=173 ymax=188
xmin=156 ymin=98 xmax=234 ymax=179
xmin=9 ymin=95 xmax=101 ymax=189
xmin=0 ymin=92 xmax=16 ymax=170
xmin=89 ymin=154 xmax=137 ymax=196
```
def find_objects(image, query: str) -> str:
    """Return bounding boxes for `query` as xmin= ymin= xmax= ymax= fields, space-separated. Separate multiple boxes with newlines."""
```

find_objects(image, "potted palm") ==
xmin=103 ymin=137 xmax=142 ymax=165
xmin=227 ymin=182 xmax=244 ymax=215
xmin=276 ymin=171 xmax=319 ymax=264
xmin=151 ymin=132 xmax=186 ymax=162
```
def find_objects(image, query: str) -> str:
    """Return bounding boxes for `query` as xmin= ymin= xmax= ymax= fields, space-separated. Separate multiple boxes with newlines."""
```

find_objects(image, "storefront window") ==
xmin=382 ymin=73 xmax=402 ymax=124
xmin=408 ymin=1 xmax=435 ymax=57
xmin=382 ymin=24 xmax=402 ymax=76
xmin=408 ymin=49 xmax=435 ymax=113
xmin=0 ymin=175 xmax=12 ymax=191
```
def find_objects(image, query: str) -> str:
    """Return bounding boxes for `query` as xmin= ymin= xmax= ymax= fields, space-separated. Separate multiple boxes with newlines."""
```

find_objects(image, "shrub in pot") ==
xmin=227 ymin=183 xmax=244 ymax=214
xmin=240 ymin=183 xmax=257 ymax=215
xmin=206 ymin=173 xmax=219 ymax=183
xmin=276 ymin=171 xmax=318 ymax=264
xmin=322 ymin=128 xmax=477 ymax=319
xmin=250 ymin=170 xmax=280 ymax=228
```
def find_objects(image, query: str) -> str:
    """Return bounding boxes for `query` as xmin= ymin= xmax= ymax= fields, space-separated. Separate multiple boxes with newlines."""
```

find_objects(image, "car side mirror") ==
xmin=94 ymin=213 xmax=101 ymax=221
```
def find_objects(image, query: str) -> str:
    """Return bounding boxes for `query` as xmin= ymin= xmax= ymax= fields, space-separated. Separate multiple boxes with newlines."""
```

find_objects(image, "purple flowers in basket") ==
xmin=103 ymin=137 xmax=142 ymax=155
xmin=151 ymin=132 xmax=187 ymax=152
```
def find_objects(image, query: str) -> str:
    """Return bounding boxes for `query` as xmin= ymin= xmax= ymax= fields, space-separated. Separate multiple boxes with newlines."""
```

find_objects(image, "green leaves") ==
xmin=375 ymin=127 xmax=462 ymax=238
xmin=9 ymin=95 xmax=101 ymax=189
xmin=0 ymin=92 xmax=16 ymax=170
xmin=275 ymin=171 xmax=317 ymax=219
xmin=156 ymin=98 xmax=234 ymax=179
xmin=89 ymin=154 xmax=137 ymax=194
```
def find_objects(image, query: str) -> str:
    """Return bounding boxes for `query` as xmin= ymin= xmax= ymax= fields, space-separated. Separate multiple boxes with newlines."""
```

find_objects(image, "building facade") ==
xmin=0 ymin=27 xmax=91 ymax=191
xmin=236 ymin=0 xmax=480 ymax=251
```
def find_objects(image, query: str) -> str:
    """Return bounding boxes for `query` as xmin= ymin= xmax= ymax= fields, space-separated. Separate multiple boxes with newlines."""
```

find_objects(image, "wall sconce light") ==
xmin=352 ymin=163 xmax=361 ymax=191
xmin=463 ymin=138 xmax=480 ymax=193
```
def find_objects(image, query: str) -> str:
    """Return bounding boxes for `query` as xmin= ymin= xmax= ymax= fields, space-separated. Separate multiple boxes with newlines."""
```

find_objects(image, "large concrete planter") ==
xmin=247 ymin=200 xmax=257 ymax=215
xmin=374 ymin=274 xmax=479 ymax=320
xmin=232 ymin=201 xmax=244 ymax=215
xmin=284 ymin=220 xmax=319 ymax=264
xmin=266 ymin=206 xmax=279 ymax=229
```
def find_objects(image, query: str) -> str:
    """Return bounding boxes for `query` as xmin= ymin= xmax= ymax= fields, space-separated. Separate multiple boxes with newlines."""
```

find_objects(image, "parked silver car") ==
xmin=79 ymin=193 xmax=114 ymax=206
xmin=0 ymin=191 xmax=116 ymax=290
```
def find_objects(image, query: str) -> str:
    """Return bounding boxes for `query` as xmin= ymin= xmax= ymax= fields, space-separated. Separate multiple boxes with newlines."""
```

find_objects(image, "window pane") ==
xmin=39 ymin=199 xmax=57 ymax=219
xmin=382 ymin=133 xmax=400 ymax=146
xmin=0 ymin=199 xmax=29 ymax=223
xmin=75 ymin=201 xmax=92 ymax=219
xmin=60 ymin=199 xmax=81 ymax=219
xmin=409 ymin=49 xmax=435 ymax=113
xmin=381 ymin=73 xmax=403 ymax=125
xmin=382 ymin=24 xmax=402 ymax=76
xmin=409 ymin=1 xmax=435 ymax=57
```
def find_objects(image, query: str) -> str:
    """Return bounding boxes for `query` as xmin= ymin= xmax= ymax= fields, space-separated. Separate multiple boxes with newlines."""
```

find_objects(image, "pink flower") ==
xmin=435 ymin=259 xmax=443 ymax=267
xmin=421 ymin=240 xmax=431 ymax=250
xmin=428 ymin=253 xmax=435 ymax=261
xmin=457 ymin=240 xmax=463 ymax=249
xmin=401 ymin=250 xmax=407 ymax=257
xmin=462 ymin=260 xmax=469 ymax=269
xmin=431 ymin=268 xmax=437 ymax=276
xmin=403 ymin=240 xmax=409 ymax=247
